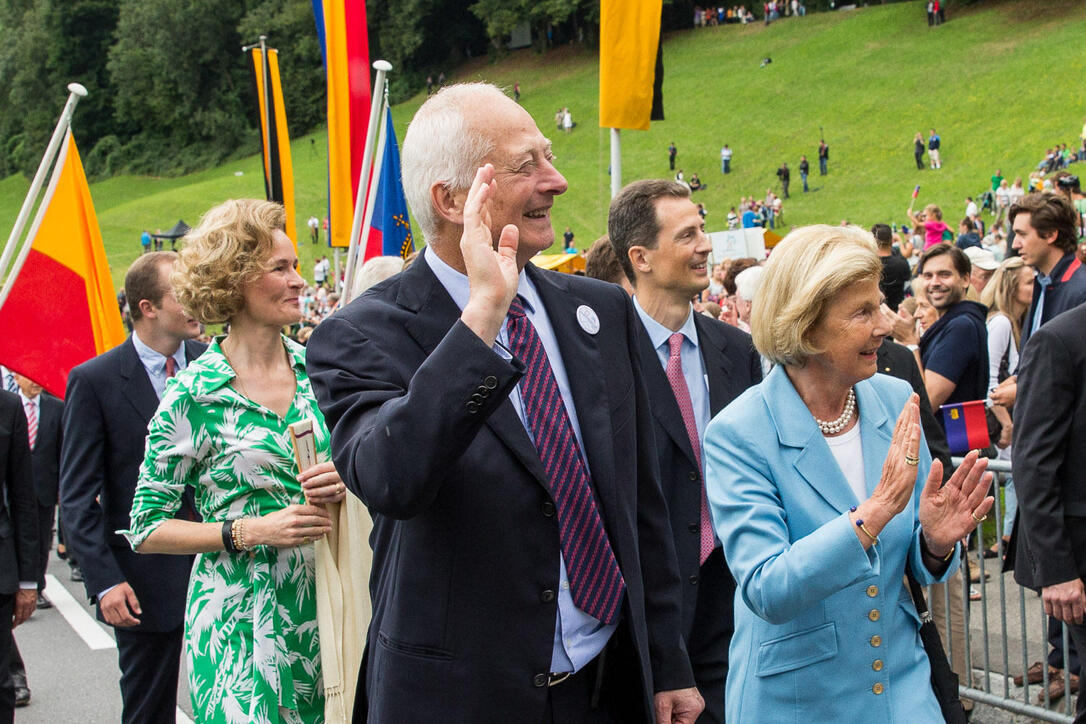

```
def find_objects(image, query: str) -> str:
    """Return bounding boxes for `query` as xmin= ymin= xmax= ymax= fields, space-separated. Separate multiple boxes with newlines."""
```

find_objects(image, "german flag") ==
xmin=0 ymin=132 xmax=125 ymax=398
xmin=250 ymin=46 xmax=297 ymax=247
xmin=599 ymin=0 xmax=664 ymax=130
xmin=312 ymin=0 xmax=371 ymax=248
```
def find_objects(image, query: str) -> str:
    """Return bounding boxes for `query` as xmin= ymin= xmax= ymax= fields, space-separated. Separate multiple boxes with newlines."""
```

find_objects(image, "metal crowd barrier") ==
xmin=929 ymin=458 xmax=1076 ymax=723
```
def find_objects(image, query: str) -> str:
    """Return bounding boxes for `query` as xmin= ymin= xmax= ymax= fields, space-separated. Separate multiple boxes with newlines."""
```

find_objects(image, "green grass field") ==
xmin=2 ymin=0 xmax=1085 ymax=288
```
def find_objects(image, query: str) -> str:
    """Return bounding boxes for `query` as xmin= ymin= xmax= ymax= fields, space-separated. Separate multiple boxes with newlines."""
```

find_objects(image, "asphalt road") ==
xmin=11 ymin=553 xmax=193 ymax=723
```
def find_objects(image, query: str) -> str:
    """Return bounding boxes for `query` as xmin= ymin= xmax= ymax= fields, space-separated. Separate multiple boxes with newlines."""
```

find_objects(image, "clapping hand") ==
xmin=918 ymin=449 xmax=995 ymax=557
xmin=460 ymin=163 xmax=520 ymax=346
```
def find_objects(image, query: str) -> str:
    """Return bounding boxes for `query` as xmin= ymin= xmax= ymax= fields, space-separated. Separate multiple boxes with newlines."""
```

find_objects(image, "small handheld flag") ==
xmin=939 ymin=400 xmax=990 ymax=454
xmin=912 ymin=185 xmax=921 ymax=199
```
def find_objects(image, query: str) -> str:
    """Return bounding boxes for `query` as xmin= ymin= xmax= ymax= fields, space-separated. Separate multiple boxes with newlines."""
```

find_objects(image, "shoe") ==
xmin=56 ymin=544 xmax=67 ymax=561
xmin=69 ymin=565 xmax=84 ymax=582
xmin=983 ymin=547 xmax=1000 ymax=559
xmin=36 ymin=593 xmax=52 ymax=609
xmin=14 ymin=684 xmax=29 ymax=707
xmin=969 ymin=586 xmax=981 ymax=601
xmin=1014 ymin=661 xmax=1049 ymax=687
xmin=969 ymin=566 xmax=991 ymax=583
xmin=1039 ymin=671 xmax=1079 ymax=703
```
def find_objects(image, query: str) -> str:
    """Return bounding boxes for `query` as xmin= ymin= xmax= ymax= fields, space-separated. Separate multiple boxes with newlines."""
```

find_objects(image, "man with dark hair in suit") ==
xmin=0 ymin=389 xmax=37 ymax=724
xmin=1012 ymin=301 xmax=1086 ymax=717
xmin=307 ymin=83 xmax=702 ymax=723
xmin=607 ymin=178 xmax=762 ymax=722
xmin=4 ymin=374 xmax=62 ymax=707
xmin=60 ymin=251 xmax=204 ymax=724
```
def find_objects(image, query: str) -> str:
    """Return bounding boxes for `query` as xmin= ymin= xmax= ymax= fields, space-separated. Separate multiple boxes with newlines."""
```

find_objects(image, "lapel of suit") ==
xmin=763 ymin=365 xmax=857 ymax=513
xmin=636 ymin=318 xmax=698 ymax=471
xmin=119 ymin=337 xmax=160 ymax=422
xmin=856 ymin=378 xmax=893 ymax=497
xmin=694 ymin=314 xmax=739 ymax=417
xmin=399 ymin=259 xmax=551 ymax=491
xmin=527 ymin=264 xmax=618 ymax=514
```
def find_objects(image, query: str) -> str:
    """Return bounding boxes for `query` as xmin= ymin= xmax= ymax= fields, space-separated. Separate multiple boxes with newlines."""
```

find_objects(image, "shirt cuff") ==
xmin=19 ymin=581 xmax=38 ymax=590
xmin=98 ymin=583 xmax=119 ymax=600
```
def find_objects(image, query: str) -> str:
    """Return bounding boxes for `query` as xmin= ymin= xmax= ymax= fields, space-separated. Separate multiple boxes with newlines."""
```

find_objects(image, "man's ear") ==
xmin=137 ymin=298 xmax=157 ymax=319
xmin=1042 ymin=228 xmax=1061 ymax=246
xmin=431 ymin=182 xmax=466 ymax=226
xmin=629 ymin=246 xmax=652 ymax=275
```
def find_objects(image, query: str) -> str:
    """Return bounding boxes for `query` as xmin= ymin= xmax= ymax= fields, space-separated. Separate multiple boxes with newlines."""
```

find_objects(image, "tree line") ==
xmin=0 ymin=0 xmax=926 ymax=180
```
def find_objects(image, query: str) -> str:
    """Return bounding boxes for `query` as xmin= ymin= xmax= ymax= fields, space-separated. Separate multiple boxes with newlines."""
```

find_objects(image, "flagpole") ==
xmin=0 ymin=83 xmax=86 ymax=285
xmin=610 ymin=128 xmax=622 ymax=198
xmin=343 ymin=59 xmax=392 ymax=303
xmin=349 ymin=94 xmax=390 ymax=300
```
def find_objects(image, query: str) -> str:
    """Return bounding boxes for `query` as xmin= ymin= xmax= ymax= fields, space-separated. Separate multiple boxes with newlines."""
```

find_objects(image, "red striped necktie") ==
xmin=24 ymin=399 xmax=37 ymax=451
xmin=506 ymin=296 xmax=625 ymax=624
xmin=666 ymin=333 xmax=715 ymax=565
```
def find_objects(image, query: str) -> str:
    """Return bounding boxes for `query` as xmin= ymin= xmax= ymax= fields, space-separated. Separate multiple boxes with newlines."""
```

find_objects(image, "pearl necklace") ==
xmin=814 ymin=388 xmax=856 ymax=435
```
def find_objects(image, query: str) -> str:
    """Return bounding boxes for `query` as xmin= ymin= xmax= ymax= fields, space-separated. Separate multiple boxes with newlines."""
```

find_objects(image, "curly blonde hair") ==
xmin=173 ymin=199 xmax=285 ymax=324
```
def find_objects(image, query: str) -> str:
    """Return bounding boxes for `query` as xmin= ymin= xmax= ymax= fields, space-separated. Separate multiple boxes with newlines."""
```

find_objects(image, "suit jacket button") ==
xmin=542 ymin=501 xmax=556 ymax=517
xmin=688 ymin=523 xmax=699 ymax=534
xmin=689 ymin=575 xmax=699 ymax=585
xmin=872 ymin=682 xmax=884 ymax=695
xmin=867 ymin=585 xmax=879 ymax=597
xmin=466 ymin=401 xmax=479 ymax=414
xmin=688 ymin=470 xmax=699 ymax=481
xmin=484 ymin=375 xmax=499 ymax=390
xmin=533 ymin=673 xmax=548 ymax=687
xmin=471 ymin=392 xmax=485 ymax=403
xmin=868 ymin=609 xmax=880 ymax=622
xmin=870 ymin=635 xmax=882 ymax=647
xmin=541 ymin=589 xmax=555 ymax=603
xmin=872 ymin=659 xmax=884 ymax=671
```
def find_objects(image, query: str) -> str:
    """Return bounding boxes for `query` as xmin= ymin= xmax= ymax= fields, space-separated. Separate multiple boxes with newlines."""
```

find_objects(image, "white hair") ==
xmin=352 ymin=256 xmax=405 ymax=297
xmin=400 ymin=83 xmax=509 ymax=242
xmin=734 ymin=264 xmax=765 ymax=303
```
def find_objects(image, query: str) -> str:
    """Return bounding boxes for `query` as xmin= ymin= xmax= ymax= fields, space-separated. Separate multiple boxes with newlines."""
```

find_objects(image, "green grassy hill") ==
xmin=3 ymin=0 xmax=1085 ymax=288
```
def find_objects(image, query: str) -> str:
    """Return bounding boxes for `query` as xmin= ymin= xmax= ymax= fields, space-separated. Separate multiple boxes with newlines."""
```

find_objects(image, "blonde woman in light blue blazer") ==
xmin=704 ymin=225 xmax=994 ymax=723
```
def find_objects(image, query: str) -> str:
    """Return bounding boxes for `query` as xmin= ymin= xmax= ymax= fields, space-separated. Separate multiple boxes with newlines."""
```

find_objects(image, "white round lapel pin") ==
xmin=576 ymin=305 xmax=600 ymax=335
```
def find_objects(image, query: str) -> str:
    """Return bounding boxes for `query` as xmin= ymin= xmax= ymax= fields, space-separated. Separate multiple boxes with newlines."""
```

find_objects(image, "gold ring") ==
xmin=971 ymin=512 xmax=988 ymax=523
xmin=905 ymin=455 xmax=920 ymax=467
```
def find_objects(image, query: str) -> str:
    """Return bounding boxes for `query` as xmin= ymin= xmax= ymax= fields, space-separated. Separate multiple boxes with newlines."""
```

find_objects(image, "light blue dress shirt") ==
xmin=633 ymin=299 xmax=717 ymax=549
xmin=425 ymin=247 xmax=618 ymax=673
xmin=1030 ymin=271 xmax=1052 ymax=337
xmin=131 ymin=331 xmax=188 ymax=401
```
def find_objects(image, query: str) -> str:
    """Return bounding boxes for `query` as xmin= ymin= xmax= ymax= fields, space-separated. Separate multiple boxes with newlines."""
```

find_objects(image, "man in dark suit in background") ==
xmin=0 ymin=390 xmax=37 ymax=724
xmin=307 ymin=83 xmax=701 ymax=723
xmin=606 ymin=179 xmax=762 ymax=723
xmin=60 ymin=251 xmax=204 ymax=724
xmin=4 ymin=374 xmax=62 ymax=707
xmin=1012 ymin=301 xmax=1086 ymax=718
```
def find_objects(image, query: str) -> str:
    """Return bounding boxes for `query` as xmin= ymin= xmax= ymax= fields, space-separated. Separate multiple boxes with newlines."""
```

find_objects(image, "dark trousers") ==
xmin=689 ymin=547 xmax=734 ymax=724
xmin=669 ymin=156 xmax=676 ymax=171
xmin=0 ymin=595 xmax=13 ymax=724
xmin=915 ymin=151 xmax=925 ymax=170
xmin=780 ymin=180 xmax=789 ymax=199
xmin=1047 ymin=615 xmax=1081 ymax=672
xmin=542 ymin=654 xmax=614 ymax=724
xmin=115 ymin=625 xmax=184 ymax=724
xmin=35 ymin=503 xmax=54 ymax=591
xmin=819 ymin=157 xmax=828 ymax=175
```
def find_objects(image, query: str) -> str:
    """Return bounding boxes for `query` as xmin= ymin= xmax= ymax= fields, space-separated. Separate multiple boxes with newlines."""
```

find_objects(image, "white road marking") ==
xmin=44 ymin=573 xmax=116 ymax=650
xmin=176 ymin=707 xmax=194 ymax=724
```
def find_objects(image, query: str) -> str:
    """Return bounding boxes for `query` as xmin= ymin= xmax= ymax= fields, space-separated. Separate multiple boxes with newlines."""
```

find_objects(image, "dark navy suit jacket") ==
xmin=307 ymin=259 xmax=693 ymax=723
xmin=0 ymin=390 xmax=37 ymax=595
xmin=59 ymin=336 xmax=204 ymax=631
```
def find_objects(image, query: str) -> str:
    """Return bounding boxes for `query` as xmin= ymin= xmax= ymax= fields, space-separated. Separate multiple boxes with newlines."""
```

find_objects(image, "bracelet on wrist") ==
xmin=222 ymin=519 xmax=239 ymax=554
xmin=855 ymin=518 xmax=880 ymax=545
xmin=231 ymin=518 xmax=250 ymax=552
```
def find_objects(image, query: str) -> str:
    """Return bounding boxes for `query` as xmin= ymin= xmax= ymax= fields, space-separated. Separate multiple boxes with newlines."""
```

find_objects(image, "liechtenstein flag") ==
xmin=365 ymin=107 xmax=414 ymax=260
xmin=939 ymin=400 xmax=991 ymax=454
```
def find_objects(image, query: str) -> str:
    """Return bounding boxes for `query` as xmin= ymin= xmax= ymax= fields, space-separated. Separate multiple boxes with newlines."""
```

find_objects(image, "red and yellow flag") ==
xmin=599 ymin=0 xmax=665 ymax=130
xmin=313 ymin=0 xmax=371 ymax=248
xmin=0 ymin=132 xmax=125 ymax=398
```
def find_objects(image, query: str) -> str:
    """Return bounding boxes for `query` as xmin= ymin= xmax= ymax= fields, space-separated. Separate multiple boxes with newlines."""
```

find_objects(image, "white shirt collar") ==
xmin=424 ymin=245 xmax=543 ymax=314
xmin=132 ymin=330 xmax=186 ymax=374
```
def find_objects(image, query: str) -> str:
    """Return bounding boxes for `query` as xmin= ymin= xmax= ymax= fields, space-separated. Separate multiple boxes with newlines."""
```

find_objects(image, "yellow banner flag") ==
xmin=599 ymin=0 xmax=663 ymax=130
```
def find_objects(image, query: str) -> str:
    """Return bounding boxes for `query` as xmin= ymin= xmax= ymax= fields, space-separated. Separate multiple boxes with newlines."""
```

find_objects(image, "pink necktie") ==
xmin=24 ymin=399 xmax=37 ymax=451
xmin=666 ymin=333 xmax=714 ymax=565
xmin=165 ymin=357 xmax=176 ymax=378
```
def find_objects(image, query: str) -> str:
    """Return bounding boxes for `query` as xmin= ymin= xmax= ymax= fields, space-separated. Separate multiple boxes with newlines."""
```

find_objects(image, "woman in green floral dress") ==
xmin=122 ymin=199 xmax=347 ymax=724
